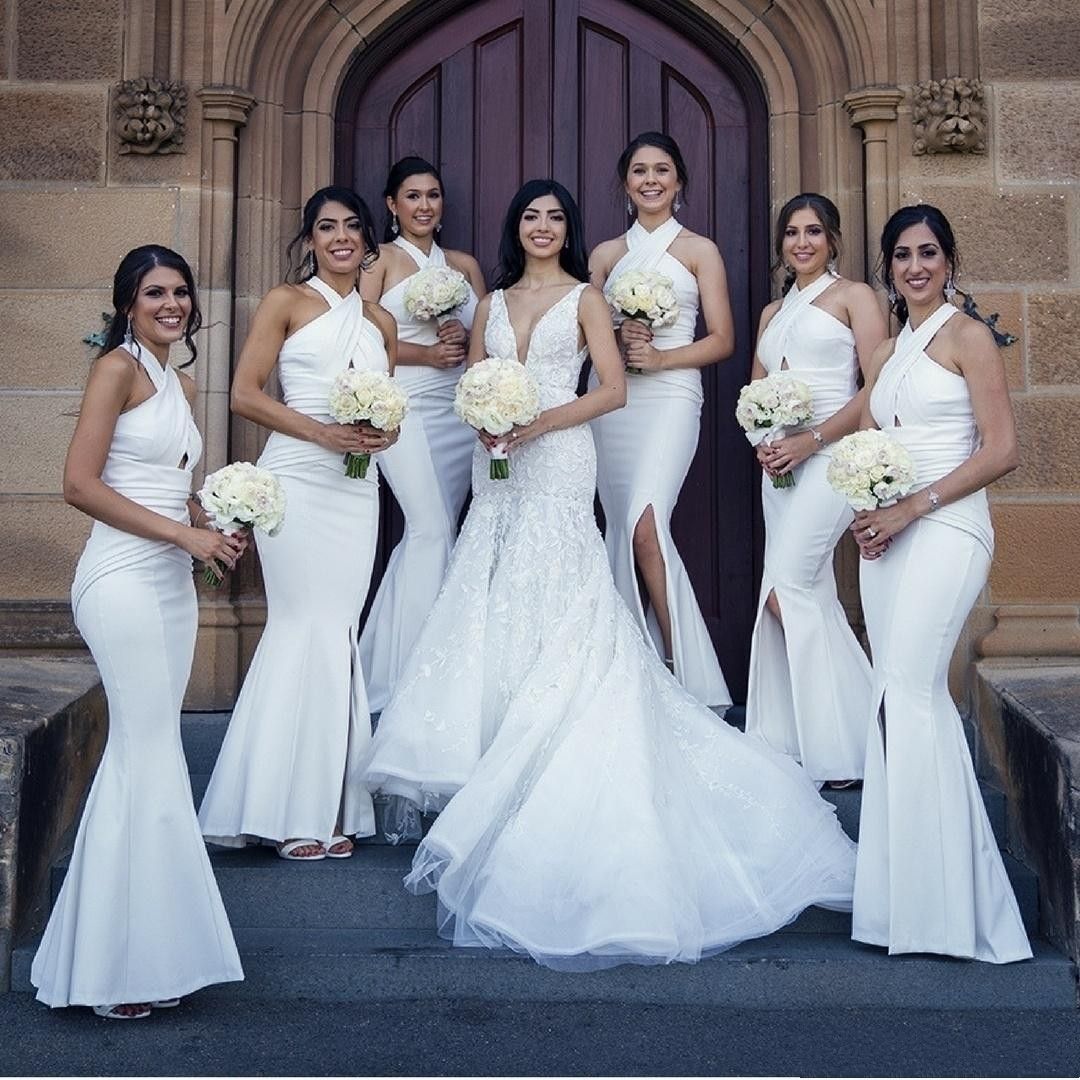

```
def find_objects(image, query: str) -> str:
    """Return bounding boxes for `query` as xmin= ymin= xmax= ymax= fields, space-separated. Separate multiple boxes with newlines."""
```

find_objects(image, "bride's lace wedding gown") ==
xmin=360 ymin=283 xmax=855 ymax=970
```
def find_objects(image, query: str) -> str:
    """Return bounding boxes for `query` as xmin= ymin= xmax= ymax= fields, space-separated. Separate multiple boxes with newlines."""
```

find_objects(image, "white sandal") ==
xmin=325 ymin=834 xmax=354 ymax=859
xmin=276 ymin=839 xmax=326 ymax=861
xmin=92 ymin=1003 xmax=151 ymax=1020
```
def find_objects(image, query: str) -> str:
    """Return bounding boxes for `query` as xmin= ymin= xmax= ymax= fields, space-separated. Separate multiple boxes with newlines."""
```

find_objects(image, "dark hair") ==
xmin=285 ymin=186 xmax=379 ymax=283
xmin=382 ymin=156 xmax=445 ymax=243
xmin=616 ymin=131 xmax=690 ymax=205
xmin=491 ymin=179 xmax=589 ymax=289
xmin=878 ymin=204 xmax=959 ymax=324
xmin=773 ymin=193 xmax=843 ymax=294
xmin=99 ymin=245 xmax=201 ymax=367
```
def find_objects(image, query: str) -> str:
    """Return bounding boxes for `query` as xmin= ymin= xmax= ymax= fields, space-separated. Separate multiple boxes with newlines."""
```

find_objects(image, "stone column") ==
xmin=189 ymin=85 xmax=257 ymax=710
xmin=843 ymin=88 xmax=906 ymax=263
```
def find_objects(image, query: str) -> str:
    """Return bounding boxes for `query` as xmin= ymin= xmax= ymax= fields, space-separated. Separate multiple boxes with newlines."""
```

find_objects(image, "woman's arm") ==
xmin=230 ymin=285 xmax=388 ymax=456
xmin=63 ymin=352 xmax=245 ymax=568
xmin=466 ymin=297 xmax=492 ymax=366
xmin=624 ymin=238 xmax=735 ymax=371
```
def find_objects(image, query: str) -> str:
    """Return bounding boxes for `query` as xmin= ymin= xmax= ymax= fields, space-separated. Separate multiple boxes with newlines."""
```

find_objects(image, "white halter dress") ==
xmin=358 ymin=237 xmax=479 ymax=712
xmin=743 ymin=273 xmax=873 ymax=782
xmin=32 ymin=344 xmax=243 ymax=1007
xmin=853 ymin=303 xmax=1031 ymax=963
xmin=199 ymin=277 xmax=388 ymax=847
xmin=359 ymin=285 xmax=855 ymax=971
xmin=590 ymin=217 xmax=730 ymax=709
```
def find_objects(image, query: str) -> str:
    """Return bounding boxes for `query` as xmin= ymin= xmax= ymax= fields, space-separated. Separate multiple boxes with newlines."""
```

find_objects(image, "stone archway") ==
xmin=191 ymin=0 xmax=901 ymax=703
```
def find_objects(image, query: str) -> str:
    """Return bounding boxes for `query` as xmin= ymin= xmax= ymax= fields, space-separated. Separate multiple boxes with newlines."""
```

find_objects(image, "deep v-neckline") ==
xmin=499 ymin=285 xmax=580 ymax=365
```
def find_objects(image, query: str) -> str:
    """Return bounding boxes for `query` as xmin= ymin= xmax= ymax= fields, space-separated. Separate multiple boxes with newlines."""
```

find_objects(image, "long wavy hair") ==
xmin=773 ymin=193 xmax=843 ymax=295
xmin=878 ymin=203 xmax=959 ymax=325
xmin=492 ymin=179 xmax=589 ymax=290
xmin=285 ymin=186 xmax=379 ymax=283
xmin=98 ymin=245 xmax=201 ymax=367
xmin=382 ymin=156 xmax=445 ymax=243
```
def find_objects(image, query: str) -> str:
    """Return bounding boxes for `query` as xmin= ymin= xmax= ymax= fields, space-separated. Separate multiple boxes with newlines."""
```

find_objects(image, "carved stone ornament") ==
xmin=114 ymin=78 xmax=188 ymax=155
xmin=911 ymin=77 xmax=987 ymax=155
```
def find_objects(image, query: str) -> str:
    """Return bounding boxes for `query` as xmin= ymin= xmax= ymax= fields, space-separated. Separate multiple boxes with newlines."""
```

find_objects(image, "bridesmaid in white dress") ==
xmin=851 ymin=205 xmax=1031 ymax=962
xmin=32 ymin=246 xmax=245 ymax=1018
xmin=360 ymin=181 xmax=856 ymax=971
xmin=358 ymin=157 xmax=485 ymax=711
xmin=589 ymin=132 xmax=734 ymax=708
xmin=744 ymin=194 xmax=886 ymax=785
xmin=198 ymin=188 xmax=397 ymax=861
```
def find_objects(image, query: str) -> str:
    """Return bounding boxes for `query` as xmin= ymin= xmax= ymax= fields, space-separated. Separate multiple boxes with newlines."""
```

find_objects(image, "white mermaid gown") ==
xmin=853 ymin=302 xmax=1031 ymax=963
xmin=32 ymin=344 xmax=243 ymax=1006
xmin=590 ymin=216 xmax=731 ymax=708
xmin=744 ymin=272 xmax=873 ymax=782
xmin=359 ymin=238 xmax=479 ymax=711
xmin=199 ymin=277 xmax=388 ymax=847
xmin=360 ymin=283 xmax=856 ymax=970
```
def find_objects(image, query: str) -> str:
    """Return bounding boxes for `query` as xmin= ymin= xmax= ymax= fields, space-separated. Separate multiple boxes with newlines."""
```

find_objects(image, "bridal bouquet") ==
xmin=735 ymin=374 xmax=814 ymax=489
xmin=328 ymin=367 xmax=409 ymax=479
xmin=197 ymin=462 xmax=286 ymax=586
xmin=606 ymin=269 xmax=679 ymax=329
xmin=454 ymin=357 xmax=541 ymax=480
xmin=404 ymin=266 xmax=470 ymax=322
xmin=826 ymin=430 xmax=916 ymax=511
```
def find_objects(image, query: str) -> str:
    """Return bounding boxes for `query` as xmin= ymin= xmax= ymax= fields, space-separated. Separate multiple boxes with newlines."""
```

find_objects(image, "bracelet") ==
xmin=809 ymin=428 xmax=825 ymax=447
xmin=194 ymin=507 xmax=208 ymax=529
xmin=925 ymin=488 xmax=941 ymax=512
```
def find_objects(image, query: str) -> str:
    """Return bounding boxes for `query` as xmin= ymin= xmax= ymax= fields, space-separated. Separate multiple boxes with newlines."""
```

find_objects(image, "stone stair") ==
xmin=9 ymin=711 xmax=1078 ymax=1008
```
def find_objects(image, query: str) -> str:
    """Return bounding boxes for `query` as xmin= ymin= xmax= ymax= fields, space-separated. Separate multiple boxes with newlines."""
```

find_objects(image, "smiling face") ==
xmin=781 ymin=207 xmax=832 ymax=278
xmin=624 ymin=147 xmax=681 ymax=215
xmin=309 ymin=199 xmax=368 ymax=276
xmin=387 ymin=173 xmax=443 ymax=240
xmin=127 ymin=266 xmax=192 ymax=352
xmin=890 ymin=221 xmax=950 ymax=309
xmin=518 ymin=194 xmax=567 ymax=260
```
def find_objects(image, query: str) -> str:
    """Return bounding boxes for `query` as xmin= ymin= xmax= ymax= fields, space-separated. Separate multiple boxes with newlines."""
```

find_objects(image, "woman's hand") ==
xmin=312 ymin=421 xmax=395 ymax=454
xmin=179 ymin=525 xmax=247 ymax=574
xmin=851 ymin=499 xmax=919 ymax=560
xmin=624 ymin=338 xmax=665 ymax=373
xmin=437 ymin=318 xmax=467 ymax=348
xmin=477 ymin=415 xmax=550 ymax=452
xmin=618 ymin=318 xmax=653 ymax=350
xmin=759 ymin=432 xmax=818 ymax=478
xmin=427 ymin=339 xmax=466 ymax=369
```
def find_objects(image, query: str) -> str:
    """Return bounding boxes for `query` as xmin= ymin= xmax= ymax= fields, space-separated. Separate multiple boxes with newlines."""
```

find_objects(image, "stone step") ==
xmin=48 ymin=842 xmax=1040 ymax=936
xmin=180 ymin=713 xmax=1009 ymax=849
xmin=10 ymin=930 xmax=1073 ymax=1010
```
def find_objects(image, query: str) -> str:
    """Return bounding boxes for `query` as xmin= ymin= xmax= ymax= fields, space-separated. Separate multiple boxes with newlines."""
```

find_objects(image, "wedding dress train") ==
xmin=361 ymin=283 xmax=855 ymax=970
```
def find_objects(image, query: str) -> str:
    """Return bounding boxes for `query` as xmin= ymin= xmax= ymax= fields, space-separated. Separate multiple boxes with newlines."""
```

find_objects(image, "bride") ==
xmin=360 ymin=179 xmax=856 ymax=970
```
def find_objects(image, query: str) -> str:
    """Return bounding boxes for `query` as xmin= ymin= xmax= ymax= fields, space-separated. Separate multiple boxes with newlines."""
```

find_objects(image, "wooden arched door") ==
xmin=337 ymin=0 xmax=768 ymax=700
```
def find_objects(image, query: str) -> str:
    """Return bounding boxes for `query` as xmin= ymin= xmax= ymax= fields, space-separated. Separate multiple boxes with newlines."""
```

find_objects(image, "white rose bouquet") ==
xmin=404 ymin=266 xmax=471 ymax=322
xmin=826 ymin=429 xmax=917 ymax=512
xmin=735 ymin=374 xmax=815 ymax=489
xmin=328 ymin=367 xmax=409 ymax=479
xmin=606 ymin=269 xmax=679 ymax=329
xmin=197 ymin=461 xmax=286 ymax=586
xmin=454 ymin=357 xmax=541 ymax=480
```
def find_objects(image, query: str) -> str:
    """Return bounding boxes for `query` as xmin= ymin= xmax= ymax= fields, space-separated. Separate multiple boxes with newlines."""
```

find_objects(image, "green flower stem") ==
xmin=344 ymin=451 xmax=371 ymax=479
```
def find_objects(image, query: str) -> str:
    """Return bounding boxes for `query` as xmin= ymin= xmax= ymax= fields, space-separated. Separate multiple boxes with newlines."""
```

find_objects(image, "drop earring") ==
xmin=302 ymin=250 xmax=316 ymax=278
xmin=391 ymin=213 xmax=399 ymax=236
xmin=625 ymin=195 xmax=634 ymax=216
xmin=944 ymin=274 xmax=957 ymax=302
xmin=887 ymin=284 xmax=898 ymax=305
xmin=673 ymin=193 xmax=682 ymax=214
xmin=827 ymin=256 xmax=838 ymax=275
